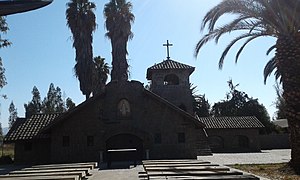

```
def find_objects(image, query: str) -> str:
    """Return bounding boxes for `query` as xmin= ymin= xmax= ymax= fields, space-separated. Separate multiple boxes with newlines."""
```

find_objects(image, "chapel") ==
xmin=4 ymin=45 xmax=213 ymax=164
xmin=5 ymin=41 xmax=264 ymax=164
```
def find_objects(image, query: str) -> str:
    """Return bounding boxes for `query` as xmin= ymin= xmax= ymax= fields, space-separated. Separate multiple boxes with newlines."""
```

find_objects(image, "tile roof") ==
xmin=147 ymin=59 xmax=195 ymax=79
xmin=198 ymin=116 xmax=265 ymax=129
xmin=148 ymin=59 xmax=195 ymax=70
xmin=4 ymin=113 xmax=61 ymax=142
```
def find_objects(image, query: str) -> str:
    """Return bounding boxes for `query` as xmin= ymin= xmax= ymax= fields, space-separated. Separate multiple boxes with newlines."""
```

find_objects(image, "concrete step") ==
xmin=147 ymin=174 xmax=259 ymax=180
xmin=32 ymin=162 xmax=97 ymax=169
xmin=143 ymin=160 xmax=211 ymax=165
xmin=10 ymin=168 xmax=90 ymax=176
xmin=0 ymin=175 xmax=78 ymax=180
xmin=146 ymin=170 xmax=243 ymax=176
xmin=8 ymin=171 xmax=86 ymax=179
xmin=143 ymin=163 xmax=220 ymax=167
xmin=22 ymin=164 xmax=94 ymax=171
xmin=144 ymin=166 xmax=230 ymax=171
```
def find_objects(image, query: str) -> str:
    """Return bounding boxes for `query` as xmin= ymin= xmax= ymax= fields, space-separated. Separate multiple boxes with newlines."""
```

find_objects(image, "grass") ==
xmin=231 ymin=163 xmax=300 ymax=180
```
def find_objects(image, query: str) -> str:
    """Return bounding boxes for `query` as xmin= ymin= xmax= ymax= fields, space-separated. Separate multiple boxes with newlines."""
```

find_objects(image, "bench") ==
xmin=107 ymin=148 xmax=137 ymax=168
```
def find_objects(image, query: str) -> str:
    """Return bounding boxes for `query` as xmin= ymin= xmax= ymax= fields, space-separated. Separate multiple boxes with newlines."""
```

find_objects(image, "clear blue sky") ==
xmin=0 ymin=0 xmax=277 ymax=128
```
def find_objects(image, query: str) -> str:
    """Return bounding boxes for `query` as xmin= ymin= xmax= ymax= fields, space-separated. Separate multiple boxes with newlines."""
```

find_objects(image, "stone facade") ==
xmin=5 ymin=59 xmax=265 ymax=164
xmin=7 ymin=80 xmax=211 ymax=164
xmin=198 ymin=116 xmax=265 ymax=153
xmin=206 ymin=128 xmax=261 ymax=152
xmin=147 ymin=60 xmax=195 ymax=114
xmin=48 ymin=81 xmax=210 ymax=163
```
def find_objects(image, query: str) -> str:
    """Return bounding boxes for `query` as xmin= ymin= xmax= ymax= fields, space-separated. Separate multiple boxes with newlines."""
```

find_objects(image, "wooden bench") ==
xmin=107 ymin=148 xmax=137 ymax=168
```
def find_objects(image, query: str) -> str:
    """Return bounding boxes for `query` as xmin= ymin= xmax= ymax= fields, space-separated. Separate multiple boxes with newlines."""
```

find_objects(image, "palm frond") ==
xmin=235 ymin=33 xmax=267 ymax=63
xmin=263 ymin=56 xmax=279 ymax=84
xmin=218 ymin=33 xmax=258 ymax=69
xmin=266 ymin=45 xmax=276 ymax=55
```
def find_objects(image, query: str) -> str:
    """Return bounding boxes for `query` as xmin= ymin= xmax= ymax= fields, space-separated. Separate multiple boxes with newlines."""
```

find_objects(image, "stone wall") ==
xmin=14 ymin=139 xmax=50 ymax=164
xmin=49 ymin=81 xmax=210 ymax=163
xmin=260 ymin=134 xmax=290 ymax=149
xmin=206 ymin=128 xmax=261 ymax=153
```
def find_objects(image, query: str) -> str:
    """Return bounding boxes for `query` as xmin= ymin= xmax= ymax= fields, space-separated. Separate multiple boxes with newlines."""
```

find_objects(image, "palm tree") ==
xmin=104 ymin=0 xmax=134 ymax=82
xmin=194 ymin=0 xmax=300 ymax=171
xmin=92 ymin=56 xmax=110 ymax=95
xmin=66 ymin=0 xmax=96 ymax=99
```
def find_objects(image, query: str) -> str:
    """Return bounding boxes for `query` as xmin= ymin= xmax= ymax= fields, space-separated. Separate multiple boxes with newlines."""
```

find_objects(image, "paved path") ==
xmin=88 ymin=149 xmax=291 ymax=179
xmin=197 ymin=149 xmax=291 ymax=165
xmin=89 ymin=163 xmax=143 ymax=180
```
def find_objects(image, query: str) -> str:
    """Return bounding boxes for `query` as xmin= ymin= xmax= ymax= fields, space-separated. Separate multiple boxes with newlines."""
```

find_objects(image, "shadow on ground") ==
xmin=98 ymin=161 xmax=142 ymax=170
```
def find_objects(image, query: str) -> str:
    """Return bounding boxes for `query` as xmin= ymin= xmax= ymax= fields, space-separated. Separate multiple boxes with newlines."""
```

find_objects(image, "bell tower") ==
xmin=146 ymin=41 xmax=195 ymax=114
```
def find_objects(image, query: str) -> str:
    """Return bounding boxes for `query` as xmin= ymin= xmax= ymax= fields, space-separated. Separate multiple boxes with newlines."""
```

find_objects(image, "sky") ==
xmin=0 ymin=0 xmax=278 ymax=128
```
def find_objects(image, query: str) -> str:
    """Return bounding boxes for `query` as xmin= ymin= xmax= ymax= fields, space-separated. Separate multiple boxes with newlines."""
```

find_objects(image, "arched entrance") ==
xmin=106 ymin=134 xmax=144 ymax=161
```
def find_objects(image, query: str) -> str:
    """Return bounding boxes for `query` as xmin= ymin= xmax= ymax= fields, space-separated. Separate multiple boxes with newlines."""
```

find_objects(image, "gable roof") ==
xmin=43 ymin=81 xmax=206 ymax=132
xmin=144 ymin=89 xmax=205 ymax=127
xmin=197 ymin=116 xmax=265 ymax=129
xmin=147 ymin=59 xmax=195 ymax=79
xmin=9 ymin=82 xmax=266 ymax=142
xmin=4 ymin=113 xmax=61 ymax=142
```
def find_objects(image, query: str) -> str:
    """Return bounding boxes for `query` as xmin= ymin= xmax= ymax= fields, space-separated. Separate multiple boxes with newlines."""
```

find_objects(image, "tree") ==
xmin=273 ymin=81 xmax=286 ymax=120
xmin=42 ymin=83 xmax=65 ymax=114
xmin=65 ymin=97 xmax=75 ymax=110
xmin=191 ymin=85 xmax=210 ymax=117
xmin=0 ymin=122 xmax=3 ymax=141
xmin=66 ymin=0 xmax=96 ymax=99
xmin=194 ymin=0 xmax=300 ymax=171
xmin=0 ymin=16 xmax=11 ymax=49
xmin=92 ymin=56 xmax=110 ymax=95
xmin=104 ymin=0 xmax=134 ymax=82
xmin=0 ymin=16 xmax=10 ymax=99
xmin=8 ymin=101 xmax=17 ymax=129
xmin=24 ymin=86 xmax=42 ymax=117
xmin=211 ymin=80 xmax=274 ymax=134
xmin=24 ymin=84 xmax=76 ymax=115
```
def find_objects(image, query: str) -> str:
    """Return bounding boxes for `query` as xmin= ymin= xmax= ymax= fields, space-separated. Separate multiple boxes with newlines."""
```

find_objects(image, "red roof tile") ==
xmin=147 ymin=59 xmax=195 ymax=79
xmin=197 ymin=116 xmax=265 ymax=129
xmin=4 ymin=113 xmax=61 ymax=142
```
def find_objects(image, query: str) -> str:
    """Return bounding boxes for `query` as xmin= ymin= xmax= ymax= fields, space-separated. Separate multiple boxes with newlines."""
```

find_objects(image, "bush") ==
xmin=0 ymin=155 xmax=13 ymax=164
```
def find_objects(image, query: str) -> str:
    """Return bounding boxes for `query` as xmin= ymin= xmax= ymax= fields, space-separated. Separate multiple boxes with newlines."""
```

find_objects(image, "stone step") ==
xmin=143 ymin=160 xmax=211 ymax=165
xmin=8 ymin=170 xmax=86 ymax=179
xmin=147 ymin=175 xmax=259 ymax=180
xmin=32 ymin=162 xmax=97 ymax=169
xmin=143 ymin=163 xmax=220 ymax=167
xmin=22 ymin=164 xmax=94 ymax=171
xmin=146 ymin=170 xmax=244 ymax=176
xmin=144 ymin=166 xmax=230 ymax=171
xmin=10 ymin=168 xmax=90 ymax=176
xmin=0 ymin=175 xmax=78 ymax=180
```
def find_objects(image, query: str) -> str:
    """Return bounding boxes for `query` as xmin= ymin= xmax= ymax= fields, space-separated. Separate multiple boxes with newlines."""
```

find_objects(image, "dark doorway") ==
xmin=106 ymin=134 xmax=143 ymax=162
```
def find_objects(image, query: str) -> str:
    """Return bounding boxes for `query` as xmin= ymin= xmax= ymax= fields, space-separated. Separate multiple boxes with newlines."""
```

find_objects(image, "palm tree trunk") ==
xmin=276 ymin=34 xmax=300 ymax=172
xmin=111 ymin=38 xmax=129 ymax=82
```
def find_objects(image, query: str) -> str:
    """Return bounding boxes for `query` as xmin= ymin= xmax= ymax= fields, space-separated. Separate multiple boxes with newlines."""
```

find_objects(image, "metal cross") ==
xmin=163 ymin=40 xmax=173 ymax=60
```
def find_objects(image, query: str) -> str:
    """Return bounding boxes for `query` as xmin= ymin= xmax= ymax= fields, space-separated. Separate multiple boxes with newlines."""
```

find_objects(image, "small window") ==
xmin=178 ymin=133 xmax=185 ymax=143
xmin=154 ymin=133 xmax=161 ymax=144
xmin=164 ymin=74 xmax=179 ymax=85
xmin=62 ymin=136 xmax=70 ymax=147
xmin=24 ymin=142 xmax=32 ymax=151
xmin=87 ymin=136 xmax=94 ymax=147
